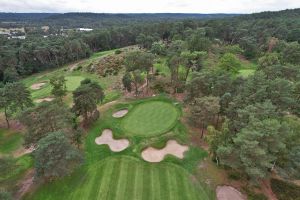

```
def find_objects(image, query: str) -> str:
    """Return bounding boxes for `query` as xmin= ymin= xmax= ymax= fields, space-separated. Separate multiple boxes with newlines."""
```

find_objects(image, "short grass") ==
xmin=0 ymin=129 xmax=23 ymax=154
xmin=121 ymin=100 xmax=180 ymax=137
xmin=26 ymin=96 xmax=213 ymax=199
xmin=27 ymin=156 xmax=210 ymax=200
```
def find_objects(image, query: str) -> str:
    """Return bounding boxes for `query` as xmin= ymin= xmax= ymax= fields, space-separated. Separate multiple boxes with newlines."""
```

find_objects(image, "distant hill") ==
xmin=0 ymin=12 xmax=239 ymax=22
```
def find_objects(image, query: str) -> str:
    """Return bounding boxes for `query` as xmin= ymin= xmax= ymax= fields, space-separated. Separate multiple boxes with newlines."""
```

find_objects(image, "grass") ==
xmin=22 ymin=49 xmax=122 ymax=102
xmin=121 ymin=101 xmax=180 ymax=137
xmin=27 ymin=156 xmax=210 ymax=200
xmin=239 ymin=69 xmax=255 ymax=77
xmin=0 ymin=129 xmax=23 ymax=154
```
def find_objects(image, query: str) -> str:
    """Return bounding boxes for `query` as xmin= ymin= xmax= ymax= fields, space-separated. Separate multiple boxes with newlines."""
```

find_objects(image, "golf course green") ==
xmin=121 ymin=101 xmax=179 ymax=137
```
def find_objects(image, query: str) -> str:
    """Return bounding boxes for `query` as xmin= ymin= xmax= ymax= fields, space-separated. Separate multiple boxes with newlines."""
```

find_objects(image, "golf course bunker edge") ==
xmin=95 ymin=129 xmax=129 ymax=152
xmin=142 ymin=140 xmax=189 ymax=162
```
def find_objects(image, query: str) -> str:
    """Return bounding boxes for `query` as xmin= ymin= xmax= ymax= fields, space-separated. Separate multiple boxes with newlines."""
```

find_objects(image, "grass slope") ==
xmin=0 ymin=129 xmax=23 ymax=154
xmin=121 ymin=101 xmax=179 ymax=137
xmin=28 ymin=156 xmax=209 ymax=200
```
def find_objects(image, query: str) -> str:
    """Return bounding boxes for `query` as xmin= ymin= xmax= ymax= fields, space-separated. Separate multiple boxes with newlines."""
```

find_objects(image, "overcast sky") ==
xmin=0 ymin=0 xmax=300 ymax=13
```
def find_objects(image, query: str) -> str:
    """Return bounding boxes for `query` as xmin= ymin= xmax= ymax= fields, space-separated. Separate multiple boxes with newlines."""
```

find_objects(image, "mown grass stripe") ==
xmin=107 ymin=159 xmax=122 ymax=199
xmin=114 ymin=159 xmax=129 ymax=200
xmin=123 ymin=161 xmax=137 ymax=199
xmin=158 ymin=165 xmax=169 ymax=199
xmin=175 ymin=170 xmax=192 ymax=200
xmin=151 ymin=166 xmax=161 ymax=200
xmin=133 ymin=163 xmax=143 ymax=200
xmin=165 ymin=167 xmax=177 ymax=200
xmin=96 ymin=159 xmax=118 ymax=200
xmin=142 ymin=164 xmax=151 ymax=200
xmin=87 ymin=162 xmax=108 ymax=200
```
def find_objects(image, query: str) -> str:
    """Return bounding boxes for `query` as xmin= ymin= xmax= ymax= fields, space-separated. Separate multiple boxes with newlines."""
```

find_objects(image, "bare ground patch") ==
xmin=216 ymin=186 xmax=246 ymax=200
xmin=34 ymin=97 xmax=54 ymax=103
xmin=95 ymin=129 xmax=129 ymax=152
xmin=141 ymin=140 xmax=189 ymax=162
xmin=30 ymin=82 xmax=46 ymax=90
xmin=112 ymin=109 xmax=128 ymax=118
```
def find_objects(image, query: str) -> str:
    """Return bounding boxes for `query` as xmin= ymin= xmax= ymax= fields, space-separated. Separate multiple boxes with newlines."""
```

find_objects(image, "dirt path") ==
xmin=14 ymin=169 xmax=35 ymax=200
xmin=13 ymin=146 xmax=35 ymax=158
xmin=141 ymin=140 xmax=189 ymax=162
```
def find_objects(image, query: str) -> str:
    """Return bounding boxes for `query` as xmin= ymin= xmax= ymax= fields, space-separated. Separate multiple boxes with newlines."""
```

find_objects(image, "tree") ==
xmin=190 ymin=96 xmax=220 ymax=138
xmin=218 ymin=118 xmax=286 ymax=180
xmin=72 ymin=79 xmax=104 ymax=125
xmin=0 ymin=82 xmax=32 ymax=128
xmin=167 ymin=55 xmax=182 ymax=93
xmin=180 ymin=51 xmax=207 ymax=82
xmin=218 ymin=53 xmax=241 ymax=74
xmin=122 ymin=72 xmax=132 ymax=92
xmin=3 ymin=67 xmax=19 ymax=83
xmin=187 ymin=28 xmax=211 ymax=52
xmin=20 ymin=100 xmax=74 ymax=147
xmin=34 ymin=132 xmax=83 ymax=181
xmin=282 ymin=42 xmax=300 ymax=65
xmin=124 ymin=51 xmax=154 ymax=88
xmin=131 ymin=70 xmax=143 ymax=96
xmin=50 ymin=75 xmax=67 ymax=100
xmin=151 ymin=41 xmax=166 ymax=56
xmin=258 ymin=53 xmax=280 ymax=70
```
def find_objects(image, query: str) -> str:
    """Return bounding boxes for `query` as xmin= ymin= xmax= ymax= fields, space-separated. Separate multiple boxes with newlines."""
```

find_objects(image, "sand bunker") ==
xmin=112 ymin=109 xmax=128 ymax=118
xmin=95 ymin=129 xmax=129 ymax=152
xmin=141 ymin=140 xmax=189 ymax=162
xmin=30 ymin=82 xmax=46 ymax=90
xmin=216 ymin=186 xmax=245 ymax=200
xmin=34 ymin=97 xmax=54 ymax=103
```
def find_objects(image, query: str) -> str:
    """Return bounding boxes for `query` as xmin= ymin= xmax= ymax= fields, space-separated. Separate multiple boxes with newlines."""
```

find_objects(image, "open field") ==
xmin=121 ymin=101 xmax=179 ymax=137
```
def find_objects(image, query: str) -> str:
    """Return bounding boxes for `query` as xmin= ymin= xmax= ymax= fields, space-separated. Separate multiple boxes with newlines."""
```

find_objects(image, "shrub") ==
xmin=271 ymin=178 xmax=300 ymax=200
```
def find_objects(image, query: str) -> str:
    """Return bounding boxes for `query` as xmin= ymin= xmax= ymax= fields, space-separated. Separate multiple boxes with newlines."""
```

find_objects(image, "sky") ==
xmin=0 ymin=0 xmax=300 ymax=14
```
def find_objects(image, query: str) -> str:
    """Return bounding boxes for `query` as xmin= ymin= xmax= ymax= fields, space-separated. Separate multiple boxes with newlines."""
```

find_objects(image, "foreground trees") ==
xmin=72 ymin=79 xmax=104 ymax=125
xmin=0 ymin=82 xmax=32 ymax=128
xmin=34 ymin=132 xmax=83 ymax=181
xmin=20 ymin=100 xmax=75 ymax=147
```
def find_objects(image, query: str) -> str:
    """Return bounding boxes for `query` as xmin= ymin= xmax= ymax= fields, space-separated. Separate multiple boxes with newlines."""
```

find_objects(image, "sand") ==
xmin=30 ymin=82 xmax=46 ymax=90
xmin=141 ymin=140 xmax=189 ymax=162
xmin=112 ymin=109 xmax=129 ymax=118
xmin=216 ymin=186 xmax=246 ymax=200
xmin=95 ymin=129 xmax=129 ymax=152
xmin=34 ymin=97 xmax=54 ymax=103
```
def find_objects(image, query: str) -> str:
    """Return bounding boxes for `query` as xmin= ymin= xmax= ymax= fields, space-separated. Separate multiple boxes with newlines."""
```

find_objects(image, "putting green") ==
xmin=121 ymin=101 xmax=179 ymax=137
xmin=28 ymin=156 xmax=209 ymax=200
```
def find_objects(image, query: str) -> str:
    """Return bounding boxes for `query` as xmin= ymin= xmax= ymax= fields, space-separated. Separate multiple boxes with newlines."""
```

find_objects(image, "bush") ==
xmin=115 ymin=49 xmax=122 ymax=54
xmin=228 ymin=171 xmax=242 ymax=180
xmin=271 ymin=178 xmax=300 ymax=200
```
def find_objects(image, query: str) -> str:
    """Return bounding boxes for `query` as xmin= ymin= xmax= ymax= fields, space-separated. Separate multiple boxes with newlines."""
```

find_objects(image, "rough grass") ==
xmin=0 ymin=129 xmax=23 ymax=154
xmin=121 ymin=101 xmax=179 ymax=137
xmin=22 ymin=49 xmax=122 ymax=101
xmin=27 ymin=156 xmax=210 ymax=200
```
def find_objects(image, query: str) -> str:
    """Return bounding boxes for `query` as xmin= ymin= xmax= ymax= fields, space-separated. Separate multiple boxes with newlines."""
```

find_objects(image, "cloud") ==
xmin=0 ymin=0 xmax=299 ymax=13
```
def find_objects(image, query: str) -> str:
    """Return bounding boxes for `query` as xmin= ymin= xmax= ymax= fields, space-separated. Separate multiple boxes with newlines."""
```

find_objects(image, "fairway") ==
xmin=121 ymin=101 xmax=179 ymax=137
xmin=29 ymin=156 xmax=209 ymax=200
